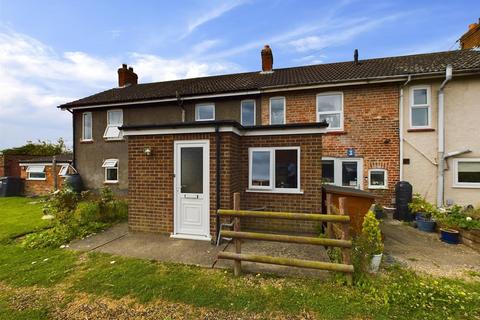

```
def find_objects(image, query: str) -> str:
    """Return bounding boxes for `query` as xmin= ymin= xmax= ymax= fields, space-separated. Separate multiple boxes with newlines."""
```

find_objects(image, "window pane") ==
xmin=342 ymin=161 xmax=358 ymax=187
xmin=106 ymin=168 xmax=118 ymax=181
xmin=322 ymin=160 xmax=334 ymax=183
xmin=275 ymin=150 xmax=298 ymax=189
xmin=29 ymin=172 xmax=46 ymax=179
xmin=318 ymin=113 xmax=341 ymax=129
xmin=251 ymin=151 xmax=270 ymax=186
xmin=181 ymin=147 xmax=203 ymax=193
xmin=108 ymin=110 xmax=123 ymax=125
xmin=370 ymin=170 xmax=385 ymax=186
xmin=83 ymin=113 xmax=92 ymax=140
xmin=413 ymin=89 xmax=427 ymax=105
xmin=104 ymin=126 xmax=121 ymax=138
xmin=458 ymin=162 xmax=480 ymax=183
xmin=412 ymin=107 xmax=428 ymax=127
xmin=197 ymin=104 xmax=214 ymax=120
xmin=241 ymin=101 xmax=255 ymax=126
xmin=270 ymin=98 xmax=285 ymax=124
xmin=317 ymin=94 xmax=342 ymax=112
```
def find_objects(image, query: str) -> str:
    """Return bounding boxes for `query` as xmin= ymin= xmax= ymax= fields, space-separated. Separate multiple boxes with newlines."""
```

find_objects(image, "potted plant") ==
xmin=373 ymin=203 xmax=384 ymax=220
xmin=436 ymin=205 xmax=464 ymax=244
xmin=408 ymin=194 xmax=437 ymax=232
xmin=360 ymin=210 xmax=384 ymax=273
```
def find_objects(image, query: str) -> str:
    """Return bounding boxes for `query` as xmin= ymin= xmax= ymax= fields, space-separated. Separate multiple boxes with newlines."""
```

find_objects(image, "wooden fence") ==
xmin=217 ymin=193 xmax=353 ymax=280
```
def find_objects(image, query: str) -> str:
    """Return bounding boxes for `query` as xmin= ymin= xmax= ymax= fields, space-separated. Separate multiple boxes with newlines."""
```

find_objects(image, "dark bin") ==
xmin=394 ymin=181 xmax=413 ymax=221
xmin=64 ymin=174 xmax=84 ymax=193
xmin=0 ymin=177 xmax=24 ymax=197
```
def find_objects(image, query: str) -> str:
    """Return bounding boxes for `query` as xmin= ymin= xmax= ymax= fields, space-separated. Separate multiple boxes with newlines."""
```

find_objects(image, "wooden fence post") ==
xmin=326 ymin=193 xmax=333 ymax=243
xmin=233 ymin=192 xmax=241 ymax=276
xmin=338 ymin=197 xmax=353 ymax=284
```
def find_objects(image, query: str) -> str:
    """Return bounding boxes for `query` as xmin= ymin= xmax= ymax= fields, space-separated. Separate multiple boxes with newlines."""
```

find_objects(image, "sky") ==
xmin=0 ymin=0 xmax=478 ymax=149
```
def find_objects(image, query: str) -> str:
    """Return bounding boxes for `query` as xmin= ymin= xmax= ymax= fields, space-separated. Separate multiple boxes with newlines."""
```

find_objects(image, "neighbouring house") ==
xmin=19 ymin=155 xmax=73 ymax=196
xmin=59 ymin=38 xmax=480 ymax=240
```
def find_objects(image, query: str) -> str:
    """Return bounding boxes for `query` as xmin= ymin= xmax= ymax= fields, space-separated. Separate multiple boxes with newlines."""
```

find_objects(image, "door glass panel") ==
xmin=321 ymin=160 xmax=334 ymax=183
xmin=342 ymin=161 xmax=358 ymax=187
xmin=275 ymin=149 xmax=298 ymax=189
xmin=181 ymin=147 xmax=203 ymax=193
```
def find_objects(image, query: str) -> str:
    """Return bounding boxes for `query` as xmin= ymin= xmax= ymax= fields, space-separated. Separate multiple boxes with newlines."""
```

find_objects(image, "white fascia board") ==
xmin=19 ymin=162 xmax=71 ymax=166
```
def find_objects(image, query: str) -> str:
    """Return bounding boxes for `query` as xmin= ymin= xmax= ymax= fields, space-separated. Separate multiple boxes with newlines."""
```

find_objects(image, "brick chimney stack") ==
xmin=118 ymin=64 xmax=138 ymax=87
xmin=261 ymin=45 xmax=273 ymax=73
xmin=460 ymin=18 xmax=480 ymax=49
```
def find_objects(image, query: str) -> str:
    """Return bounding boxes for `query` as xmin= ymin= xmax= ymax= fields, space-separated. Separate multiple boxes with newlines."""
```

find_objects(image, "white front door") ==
xmin=173 ymin=140 xmax=210 ymax=240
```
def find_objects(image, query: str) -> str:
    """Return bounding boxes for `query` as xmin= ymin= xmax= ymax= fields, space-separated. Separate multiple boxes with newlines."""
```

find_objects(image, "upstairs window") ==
xmin=317 ymin=93 xmax=343 ymax=130
xmin=102 ymin=159 xmax=119 ymax=183
xmin=249 ymin=147 xmax=300 ymax=192
xmin=26 ymin=165 xmax=46 ymax=180
xmin=82 ymin=112 xmax=92 ymax=141
xmin=195 ymin=103 xmax=215 ymax=121
xmin=269 ymin=97 xmax=285 ymax=125
xmin=241 ymin=100 xmax=256 ymax=126
xmin=104 ymin=110 xmax=123 ymax=140
xmin=410 ymin=86 xmax=431 ymax=128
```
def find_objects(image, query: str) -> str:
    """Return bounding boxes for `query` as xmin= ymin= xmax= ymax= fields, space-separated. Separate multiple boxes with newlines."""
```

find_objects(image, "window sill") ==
xmin=80 ymin=140 xmax=94 ymax=144
xmin=407 ymin=128 xmax=435 ymax=132
xmin=325 ymin=130 xmax=346 ymax=135
xmin=368 ymin=187 xmax=388 ymax=190
xmin=246 ymin=189 xmax=304 ymax=195
xmin=104 ymin=181 xmax=119 ymax=184
xmin=27 ymin=179 xmax=47 ymax=181
xmin=452 ymin=184 xmax=480 ymax=189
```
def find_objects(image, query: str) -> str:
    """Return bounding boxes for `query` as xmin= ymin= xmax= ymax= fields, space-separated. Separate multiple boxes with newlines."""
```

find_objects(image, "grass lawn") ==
xmin=0 ymin=197 xmax=479 ymax=319
xmin=0 ymin=197 xmax=49 ymax=242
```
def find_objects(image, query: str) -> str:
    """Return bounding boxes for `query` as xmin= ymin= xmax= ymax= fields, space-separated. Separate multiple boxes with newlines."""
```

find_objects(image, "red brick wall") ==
xmin=127 ymin=132 xmax=323 ymax=236
xmin=20 ymin=165 xmax=66 ymax=196
xmin=261 ymin=84 xmax=399 ymax=205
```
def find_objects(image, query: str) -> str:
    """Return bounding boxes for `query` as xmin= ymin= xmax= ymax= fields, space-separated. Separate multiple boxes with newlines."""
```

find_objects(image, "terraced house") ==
xmin=59 ymin=40 xmax=480 ymax=240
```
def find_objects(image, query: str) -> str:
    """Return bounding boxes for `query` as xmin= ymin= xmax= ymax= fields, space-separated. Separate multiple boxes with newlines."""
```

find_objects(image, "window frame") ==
xmin=102 ymin=159 xmax=119 ymax=183
xmin=453 ymin=158 xmax=480 ymax=188
xmin=195 ymin=103 xmax=215 ymax=121
xmin=409 ymin=86 xmax=431 ymax=129
xmin=103 ymin=109 xmax=123 ymax=140
xmin=82 ymin=112 xmax=93 ymax=141
xmin=316 ymin=92 xmax=344 ymax=131
xmin=368 ymin=168 xmax=388 ymax=189
xmin=26 ymin=165 xmax=46 ymax=181
xmin=240 ymin=99 xmax=256 ymax=126
xmin=248 ymin=146 xmax=301 ymax=193
xmin=269 ymin=96 xmax=286 ymax=125
xmin=321 ymin=157 xmax=363 ymax=189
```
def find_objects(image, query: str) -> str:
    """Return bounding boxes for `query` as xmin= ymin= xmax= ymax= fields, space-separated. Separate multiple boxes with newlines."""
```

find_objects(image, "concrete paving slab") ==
xmin=69 ymin=222 xmax=331 ymax=278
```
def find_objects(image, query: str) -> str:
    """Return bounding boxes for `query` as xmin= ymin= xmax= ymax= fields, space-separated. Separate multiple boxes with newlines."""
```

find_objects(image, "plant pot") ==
xmin=415 ymin=212 xmax=426 ymax=221
xmin=375 ymin=209 xmax=384 ymax=220
xmin=440 ymin=228 xmax=460 ymax=244
xmin=417 ymin=219 xmax=436 ymax=232
xmin=369 ymin=253 xmax=383 ymax=273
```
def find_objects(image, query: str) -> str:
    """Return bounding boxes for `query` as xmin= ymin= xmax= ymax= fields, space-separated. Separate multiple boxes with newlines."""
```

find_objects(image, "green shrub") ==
xmin=22 ymin=224 xmax=75 ymax=249
xmin=408 ymin=194 xmax=439 ymax=219
xmin=74 ymin=201 xmax=101 ymax=225
xmin=43 ymin=187 xmax=80 ymax=224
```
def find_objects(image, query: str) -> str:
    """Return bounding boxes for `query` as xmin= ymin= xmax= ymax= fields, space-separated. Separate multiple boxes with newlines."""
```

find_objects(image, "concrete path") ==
xmin=381 ymin=219 xmax=480 ymax=278
xmin=69 ymin=223 xmax=330 ymax=278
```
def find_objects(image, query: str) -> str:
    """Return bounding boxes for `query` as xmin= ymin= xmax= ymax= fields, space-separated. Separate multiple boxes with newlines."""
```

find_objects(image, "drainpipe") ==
xmin=437 ymin=65 xmax=453 ymax=207
xmin=176 ymin=91 xmax=186 ymax=122
xmin=399 ymin=75 xmax=412 ymax=181
xmin=215 ymin=125 xmax=221 ymax=243
xmin=66 ymin=108 xmax=75 ymax=168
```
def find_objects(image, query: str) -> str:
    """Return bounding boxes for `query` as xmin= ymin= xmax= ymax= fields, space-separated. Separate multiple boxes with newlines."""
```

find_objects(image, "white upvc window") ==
xmin=195 ymin=103 xmax=215 ymax=121
xmin=317 ymin=92 xmax=343 ymax=131
xmin=241 ymin=99 xmax=256 ymax=126
xmin=269 ymin=97 xmax=285 ymax=125
xmin=248 ymin=147 xmax=300 ymax=193
xmin=453 ymin=158 xmax=480 ymax=188
xmin=410 ymin=86 xmax=431 ymax=128
xmin=82 ymin=112 xmax=93 ymax=141
xmin=321 ymin=157 xmax=363 ymax=189
xmin=26 ymin=165 xmax=46 ymax=180
xmin=102 ymin=159 xmax=119 ymax=183
xmin=104 ymin=109 xmax=123 ymax=140
xmin=368 ymin=169 xmax=388 ymax=189
xmin=58 ymin=164 xmax=69 ymax=177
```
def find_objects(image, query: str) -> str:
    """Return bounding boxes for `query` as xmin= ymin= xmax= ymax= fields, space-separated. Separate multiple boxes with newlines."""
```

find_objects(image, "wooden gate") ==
xmin=217 ymin=193 xmax=353 ymax=280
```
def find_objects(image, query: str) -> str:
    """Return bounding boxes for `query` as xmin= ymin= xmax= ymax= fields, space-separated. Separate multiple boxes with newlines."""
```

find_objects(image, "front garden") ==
xmin=0 ymin=192 xmax=479 ymax=319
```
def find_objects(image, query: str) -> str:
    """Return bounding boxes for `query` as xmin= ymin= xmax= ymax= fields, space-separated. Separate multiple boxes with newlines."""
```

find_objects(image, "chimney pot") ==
xmin=469 ymin=23 xmax=478 ymax=30
xmin=118 ymin=64 xmax=138 ymax=87
xmin=261 ymin=45 xmax=273 ymax=73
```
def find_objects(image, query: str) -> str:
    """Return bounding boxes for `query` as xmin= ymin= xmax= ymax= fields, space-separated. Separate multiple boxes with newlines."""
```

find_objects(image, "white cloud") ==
xmin=182 ymin=0 xmax=247 ymax=38
xmin=0 ymin=29 xmax=239 ymax=149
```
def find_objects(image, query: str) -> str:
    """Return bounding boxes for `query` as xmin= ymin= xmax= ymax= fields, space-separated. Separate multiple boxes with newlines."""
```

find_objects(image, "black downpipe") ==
xmin=67 ymin=108 xmax=75 ymax=168
xmin=215 ymin=126 xmax=221 ymax=244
